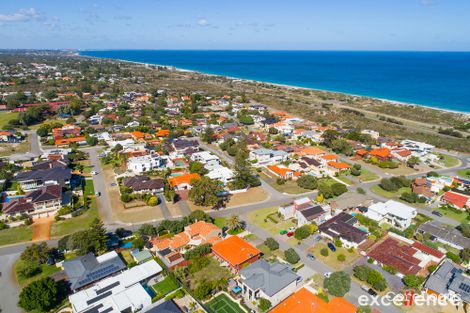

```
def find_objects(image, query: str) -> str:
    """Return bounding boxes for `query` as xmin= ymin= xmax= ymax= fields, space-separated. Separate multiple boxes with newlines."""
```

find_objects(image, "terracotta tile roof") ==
xmin=369 ymin=147 xmax=391 ymax=158
xmin=267 ymin=165 xmax=301 ymax=178
xmin=156 ymin=129 xmax=170 ymax=137
xmin=168 ymin=173 xmax=201 ymax=188
xmin=321 ymin=154 xmax=338 ymax=161
xmin=55 ymin=136 xmax=86 ymax=145
xmin=186 ymin=221 xmax=221 ymax=239
xmin=368 ymin=237 xmax=421 ymax=275
xmin=356 ymin=149 xmax=368 ymax=156
xmin=412 ymin=241 xmax=444 ymax=259
xmin=327 ymin=161 xmax=351 ymax=170
xmin=443 ymin=191 xmax=469 ymax=208
xmin=212 ymin=236 xmax=261 ymax=267
xmin=170 ymin=232 xmax=190 ymax=250
xmin=298 ymin=147 xmax=325 ymax=156
xmin=270 ymin=288 xmax=356 ymax=313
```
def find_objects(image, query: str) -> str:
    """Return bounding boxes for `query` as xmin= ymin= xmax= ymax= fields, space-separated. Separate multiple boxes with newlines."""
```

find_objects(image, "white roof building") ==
xmin=365 ymin=200 xmax=417 ymax=230
xmin=190 ymin=151 xmax=220 ymax=164
xmin=127 ymin=154 xmax=163 ymax=174
xmin=69 ymin=260 xmax=162 ymax=313
xmin=206 ymin=166 xmax=235 ymax=184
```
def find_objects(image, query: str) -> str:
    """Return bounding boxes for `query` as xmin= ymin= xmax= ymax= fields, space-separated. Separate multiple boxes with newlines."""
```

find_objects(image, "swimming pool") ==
xmin=3 ymin=195 xmax=25 ymax=203
xmin=143 ymin=284 xmax=155 ymax=298
xmin=120 ymin=242 xmax=133 ymax=249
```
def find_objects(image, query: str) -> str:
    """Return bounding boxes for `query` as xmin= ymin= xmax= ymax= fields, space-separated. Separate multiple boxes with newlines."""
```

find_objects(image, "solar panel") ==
xmin=459 ymin=282 xmax=470 ymax=293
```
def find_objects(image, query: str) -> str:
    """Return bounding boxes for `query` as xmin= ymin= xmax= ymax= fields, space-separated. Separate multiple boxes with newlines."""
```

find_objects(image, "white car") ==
xmin=324 ymin=272 xmax=332 ymax=278
xmin=91 ymin=171 xmax=98 ymax=175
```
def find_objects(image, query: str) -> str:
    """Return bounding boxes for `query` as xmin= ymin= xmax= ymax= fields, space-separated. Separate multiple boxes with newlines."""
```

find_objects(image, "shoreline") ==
xmin=78 ymin=52 xmax=470 ymax=117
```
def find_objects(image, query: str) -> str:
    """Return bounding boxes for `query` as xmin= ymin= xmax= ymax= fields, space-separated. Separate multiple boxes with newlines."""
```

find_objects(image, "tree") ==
xmin=294 ymin=225 xmax=311 ymax=240
xmin=18 ymin=277 xmax=62 ymax=312
xmin=407 ymin=156 xmax=420 ymax=168
xmin=202 ymin=127 xmax=215 ymax=143
xmin=460 ymin=223 xmax=470 ymax=238
xmin=324 ymin=271 xmax=351 ymax=297
xmin=264 ymin=237 xmax=279 ymax=251
xmin=227 ymin=215 xmax=243 ymax=231
xmin=337 ymin=254 xmax=346 ymax=262
xmin=462 ymin=248 xmax=470 ymax=262
xmin=331 ymin=183 xmax=348 ymax=196
xmin=21 ymin=243 xmax=49 ymax=264
xmin=189 ymin=161 xmax=208 ymax=175
xmin=232 ymin=139 xmax=260 ymax=189
xmin=403 ymin=275 xmax=425 ymax=289
xmin=146 ymin=196 xmax=158 ymax=206
xmin=330 ymin=139 xmax=353 ymax=156
xmin=194 ymin=280 xmax=213 ymax=300
xmin=138 ymin=224 xmax=156 ymax=236
xmin=89 ymin=218 xmax=107 ymax=254
xmin=17 ymin=261 xmax=41 ymax=278
xmin=353 ymin=265 xmax=370 ymax=281
xmin=297 ymin=175 xmax=318 ymax=190
xmin=239 ymin=115 xmax=254 ymax=125
xmin=258 ymin=298 xmax=272 ymax=312
xmin=132 ymin=236 xmax=145 ymax=250
xmin=86 ymin=135 xmax=98 ymax=146
xmin=446 ymin=251 xmax=462 ymax=263
xmin=189 ymin=176 xmax=220 ymax=206
xmin=284 ymin=248 xmax=300 ymax=264
xmin=320 ymin=248 xmax=329 ymax=257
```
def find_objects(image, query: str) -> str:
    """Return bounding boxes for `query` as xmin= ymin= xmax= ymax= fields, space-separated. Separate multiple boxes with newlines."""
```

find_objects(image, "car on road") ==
xmin=307 ymin=253 xmax=315 ymax=260
xmin=327 ymin=242 xmax=336 ymax=252
xmin=110 ymin=182 xmax=117 ymax=187
xmin=95 ymin=191 xmax=101 ymax=196
xmin=360 ymin=285 xmax=378 ymax=296
xmin=91 ymin=171 xmax=98 ymax=175
xmin=287 ymin=231 xmax=294 ymax=237
xmin=324 ymin=272 xmax=332 ymax=278
xmin=432 ymin=210 xmax=443 ymax=217
xmin=280 ymin=230 xmax=288 ymax=235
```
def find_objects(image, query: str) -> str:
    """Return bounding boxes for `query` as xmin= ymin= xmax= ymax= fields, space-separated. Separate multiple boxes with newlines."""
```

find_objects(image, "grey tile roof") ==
xmin=240 ymin=260 xmax=299 ymax=297
xmin=418 ymin=222 xmax=470 ymax=250
xmin=425 ymin=259 xmax=470 ymax=303
xmin=15 ymin=167 xmax=71 ymax=182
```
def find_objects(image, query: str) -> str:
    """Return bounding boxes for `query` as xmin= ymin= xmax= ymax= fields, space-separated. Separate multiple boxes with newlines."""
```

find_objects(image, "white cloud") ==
xmin=197 ymin=18 xmax=210 ymax=27
xmin=0 ymin=8 xmax=39 ymax=23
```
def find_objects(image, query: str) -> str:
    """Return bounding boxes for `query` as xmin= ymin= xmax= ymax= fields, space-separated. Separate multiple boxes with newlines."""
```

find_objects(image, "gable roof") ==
xmin=2 ymin=185 xmax=62 ymax=215
xmin=443 ymin=191 xmax=470 ymax=208
xmin=240 ymin=260 xmax=299 ymax=297
xmin=168 ymin=173 xmax=201 ymax=188
xmin=123 ymin=176 xmax=164 ymax=191
xmin=318 ymin=213 xmax=367 ymax=244
xmin=212 ymin=236 xmax=261 ymax=267
xmin=15 ymin=166 xmax=72 ymax=182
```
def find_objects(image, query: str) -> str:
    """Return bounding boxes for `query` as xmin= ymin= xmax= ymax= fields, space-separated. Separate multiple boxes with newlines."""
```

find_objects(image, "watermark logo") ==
xmin=358 ymin=291 xmax=462 ymax=307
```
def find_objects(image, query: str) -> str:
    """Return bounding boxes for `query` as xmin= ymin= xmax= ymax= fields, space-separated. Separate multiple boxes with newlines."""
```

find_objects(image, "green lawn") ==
xmin=337 ymin=175 xmax=353 ymax=185
xmin=83 ymin=179 xmax=95 ymax=196
xmin=247 ymin=206 xmax=296 ymax=236
xmin=206 ymin=293 xmax=245 ymax=313
xmin=15 ymin=259 xmax=60 ymax=288
xmin=256 ymin=243 xmax=284 ymax=260
xmin=50 ymin=199 xmax=99 ymax=237
xmin=457 ymin=169 xmax=470 ymax=179
xmin=437 ymin=154 xmax=460 ymax=168
xmin=432 ymin=207 xmax=469 ymax=223
xmin=356 ymin=169 xmax=380 ymax=182
xmin=370 ymin=185 xmax=411 ymax=199
xmin=0 ymin=225 xmax=32 ymax=247
xmin=0 ymin=139 xmax=30 ymax=157
xmin=214 ymin=217 xmax=226 ymax=228
xmin=152 ymin=276 xmax=179 ymax=298
xmin=0 ymin=111 xmax=19 ymax=129
xmin=317 ymin=177 xmax=339 ymax=187
xmin=309 ymin=243 xmax=361 ymax=270
xmin=260 ymin=172 xmax=310 ymax=194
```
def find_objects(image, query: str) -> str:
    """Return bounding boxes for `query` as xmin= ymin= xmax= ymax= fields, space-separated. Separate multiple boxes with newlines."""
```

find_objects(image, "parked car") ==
xmin=432 ymin=211 xmax=443 ymax=217
xmin=287 ymin=231 xmax=294 ymax=237
xmin=327 ymin=242 xmax=336 ymax=252
xmin=280 ymin=230 xmax=288 ymax=235
xmin=307 ymin=253 xmax=315 ymax=260
xmin=95 ymin=191 xmax=101 ymax=196
xmin=91 ymin=171 xmax=98 ymax=175
xmin=367 ymin=288 xmax=378 ymax=296
xmin=324 ymin=272 xmax=332 ymax=278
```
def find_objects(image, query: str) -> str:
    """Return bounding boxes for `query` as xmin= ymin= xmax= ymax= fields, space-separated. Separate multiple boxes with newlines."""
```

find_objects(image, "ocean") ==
xmin=80 ymin=50 xmax=470 ymax=113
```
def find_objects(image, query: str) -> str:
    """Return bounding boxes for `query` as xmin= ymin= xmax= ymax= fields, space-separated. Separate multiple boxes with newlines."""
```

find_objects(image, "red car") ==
xmin=287 ymin=231 xmax=294 ymax=237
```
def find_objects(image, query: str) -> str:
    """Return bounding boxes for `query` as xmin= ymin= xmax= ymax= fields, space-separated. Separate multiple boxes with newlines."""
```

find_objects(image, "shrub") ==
xmin=120 ymin=193 xmax=132 ymax=203
xmin=320 ymin=248 xmax=329 ymax=257
xmin=294 ymin=225 xmax=311 ymax=240
xmin=446 ymin=251 xmax=462 ymax=264
xmin=284 ymin=248 xmax=300 ymax=264
xmin=297 ymin=175 xmax=318 ymax=190
xmin=264 ymin=238 xmax=279 ymax=251
xmin=403 ymin=275 xmax=425 ymax=289
xmin=337 ymin=254 xmax=346 ymax=262
xmin=382 ymin=265 xmax=398 ymax=275
xmin=324 ymin=271 xmax=351 ymax=297
xmin=258 ymin=298 xmax=272 ymax=312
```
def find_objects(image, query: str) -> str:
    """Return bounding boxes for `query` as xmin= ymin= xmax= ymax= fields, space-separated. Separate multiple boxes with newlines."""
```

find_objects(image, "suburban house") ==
xmin=123 ymin=176 xmax=164 ymax=194
xmin=206 ymin=166 xmax=235 ymax=184
xmin=249 ymin=148 xmax=288 ymax=166
xmin=270 ymin=287 xmax=356 ymax=313
xmin=168 ymin=173 xmax=201 ymax=190
xmin=364 ymin=200 xmax=417 ymax=230
xmin=318 ymin=212 xmax=368 ymax=248
xmin=52 ymin=124 xmax=81 ymax=140
xmin=190 ymin=151 xmax=220 ymax=165
xmin=0 ymin=130 xmax=22 ymax=142
xmin=443 ymin=191 xmax=470 ymax=210
xmin=424 ymin=260 xmax=470 ymax=305
xmin=127 ymin=154 xmax=163 ymax=174
xmin=412 ymin=178 xmax=434 ymax=201
xmin=212 ymin=236 xmax=261 ymax=273
xmin=151 ymin=221 xmax=221 ymax=267
xmin=368 ymin=147 xmax=392 ymax=161
xmin=278 ymin=197 xmax=330 ymax=227
xmin=417 ymin=221 xmax=470 ymax=251
xmin=69 ymin=260 xmax=163 ymax=313
xmin=62 ymin=251 xmax=126 ymax=291
xmin=15 ymin=166 xmax=72 ymax=191
xmin=267 ymin=165 xmax=301 ymax=180
xmin=2 ymin=184 xmax=62 ymax=218
xmin=172 ymin=138 xmax=199 ymax=154
xmin=367 ymin=233 xmax=444 ymax=276
xmin=401 ymin=139 xmax=434 ymax=157
xmin=237 ymin=260 xmax=300 ymax=306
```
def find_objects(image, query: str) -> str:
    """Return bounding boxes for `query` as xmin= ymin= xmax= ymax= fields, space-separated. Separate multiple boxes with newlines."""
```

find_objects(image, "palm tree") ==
xmin=227 ymin=215 xmax=242 ymax=231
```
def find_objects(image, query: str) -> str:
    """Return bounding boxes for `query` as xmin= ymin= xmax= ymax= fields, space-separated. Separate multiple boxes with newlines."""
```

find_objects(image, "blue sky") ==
xmin=0 ymin=0 xmax=469 ymax=51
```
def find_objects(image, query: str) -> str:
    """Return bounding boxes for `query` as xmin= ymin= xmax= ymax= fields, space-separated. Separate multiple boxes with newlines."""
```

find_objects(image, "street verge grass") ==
xmin=0 ymin=225 xmax=33 ymax=247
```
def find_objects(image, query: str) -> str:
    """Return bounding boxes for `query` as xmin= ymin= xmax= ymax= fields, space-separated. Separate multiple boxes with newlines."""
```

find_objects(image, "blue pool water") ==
xmin=80 ymin=50 xmax=470 ymax=113
xmin=120 ymin=242 xmax=133 ymax=249
xmin=3 ymin=195 xmax=25 ymax=203
xmin=143 ymin=285 xmax=155 ymax=298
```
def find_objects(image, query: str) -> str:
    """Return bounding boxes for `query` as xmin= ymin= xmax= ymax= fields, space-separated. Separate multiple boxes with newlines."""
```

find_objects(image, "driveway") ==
xmin=0 ymin=252 xmax=22 ymax=313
